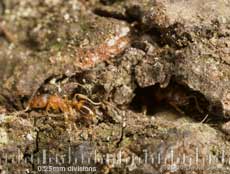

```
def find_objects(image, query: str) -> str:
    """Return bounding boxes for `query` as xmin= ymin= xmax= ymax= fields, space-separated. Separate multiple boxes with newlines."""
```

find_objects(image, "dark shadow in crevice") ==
xmin=129 ymin=79 xmax=226 ymax=124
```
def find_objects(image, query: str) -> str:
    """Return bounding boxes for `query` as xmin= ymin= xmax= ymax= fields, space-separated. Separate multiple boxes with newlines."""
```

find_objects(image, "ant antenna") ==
xmin=200 ymin=114 xmax=209 ymax=123
xmin=73 ymin=93 xmax=101 ymax=106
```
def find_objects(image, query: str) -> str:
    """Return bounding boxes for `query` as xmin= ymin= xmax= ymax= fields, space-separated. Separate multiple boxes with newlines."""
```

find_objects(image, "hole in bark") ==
xmin=129 ymin=80 xmax=217 ymax=122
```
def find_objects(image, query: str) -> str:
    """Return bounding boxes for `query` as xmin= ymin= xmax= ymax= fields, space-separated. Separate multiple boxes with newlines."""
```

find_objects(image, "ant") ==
xmin=152 ymin=84 xmax=203 ymax=114
xmin=133 ymin=83 xmax=204 ymax=115
xmin=24 ymin=93 xmax=101 ymax=123
xmin=27 ymin=94 xmax=71 ymax=113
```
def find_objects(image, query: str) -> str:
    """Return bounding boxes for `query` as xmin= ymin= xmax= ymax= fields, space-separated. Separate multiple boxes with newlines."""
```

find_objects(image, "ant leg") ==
xmin=68 ymin=106 xmax=74 ymax=118
xmin=63 ymin=97 xmax=76 ymax=117
xmin=0 ymin=23 xmax=16 ymax=43
xmin=64 ymin=112 xmax=69 ymax=125
xmin=141 ymin=105 xmax=147 ymax=116
xmin=59 ymin=101 xmax=70 ymax=113
xmin=67 ymin=105 xmax=76 ymax=122
xmin=45 ymin=103 xmax=51 ymax=115
xmin=11 ymin=104 xmax=30 ymax=116
xmin=64 ymin=112 xmax=74 ymax=137
xmin=24 ymin=106 xmax=30 ymax=112
xmin=200 ymin=114 xmax=209 ymax=123
xmin=189 ymin=96 xmax=204 ymax=114
xmin=169 ymin=102 xmax=185 ymax=115
xmin=74 ymin=94 xmax=101 ymax=106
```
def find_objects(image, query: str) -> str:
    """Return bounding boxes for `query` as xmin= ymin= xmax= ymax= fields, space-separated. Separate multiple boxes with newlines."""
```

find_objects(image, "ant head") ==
xmin=174 ymin=91 xmax=189 ymax=106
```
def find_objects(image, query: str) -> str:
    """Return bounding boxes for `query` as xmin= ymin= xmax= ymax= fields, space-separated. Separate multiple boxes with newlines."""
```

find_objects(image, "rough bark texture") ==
xmin=0 ymin=0 xmax=230 ymax=173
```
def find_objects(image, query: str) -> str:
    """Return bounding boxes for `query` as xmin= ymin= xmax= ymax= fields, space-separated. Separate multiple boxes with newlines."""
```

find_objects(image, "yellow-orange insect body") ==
xmin=27 ymin=93 xmax=101 ymax=120
xmin=28 ymin=94 xmax=71 ymax=113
